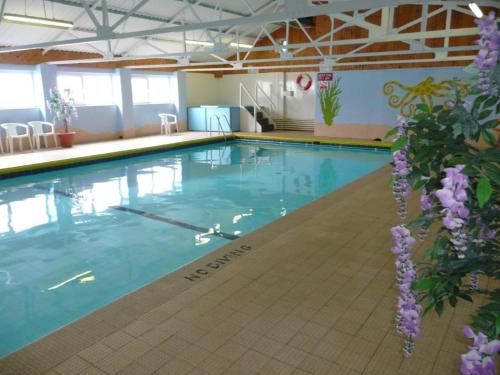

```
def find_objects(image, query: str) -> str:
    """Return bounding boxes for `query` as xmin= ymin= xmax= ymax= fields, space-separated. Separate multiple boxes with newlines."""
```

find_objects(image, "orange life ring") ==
xmin=296 ymin=73 xmax=313 ymax=91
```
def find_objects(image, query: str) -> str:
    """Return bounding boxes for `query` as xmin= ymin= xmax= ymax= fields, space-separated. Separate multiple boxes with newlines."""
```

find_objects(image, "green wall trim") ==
xmin=233 ymin=133 xmax=391 ymax=148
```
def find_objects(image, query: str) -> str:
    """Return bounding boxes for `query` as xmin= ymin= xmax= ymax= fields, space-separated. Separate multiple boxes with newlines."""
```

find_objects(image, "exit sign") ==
xmin=317 ymin=72 xmax=333 ymax=81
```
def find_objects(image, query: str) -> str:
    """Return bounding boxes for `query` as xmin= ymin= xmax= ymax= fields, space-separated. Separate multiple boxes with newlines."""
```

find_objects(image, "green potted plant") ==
xmin=47 ymin=88 xmax=78 ymax=148
xmin=318 ymin=76 xmax=341 ymax=126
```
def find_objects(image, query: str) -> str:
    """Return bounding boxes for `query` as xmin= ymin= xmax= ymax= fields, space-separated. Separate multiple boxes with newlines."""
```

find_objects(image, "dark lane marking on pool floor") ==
xmin=110 ymin=206 xmax=239 ymax=240
xmin=34 ymin=185 xmax=239 ymax=241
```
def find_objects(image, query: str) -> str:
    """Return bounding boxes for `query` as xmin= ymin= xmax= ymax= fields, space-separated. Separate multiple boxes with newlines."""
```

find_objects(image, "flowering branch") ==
xmin=386 ymin=11 xmax=499 ymax=373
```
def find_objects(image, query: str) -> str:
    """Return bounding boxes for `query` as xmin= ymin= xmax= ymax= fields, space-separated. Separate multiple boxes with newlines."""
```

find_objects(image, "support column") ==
xmin=115 ymin=68 xmax=136 ymax=138
xmin=36 ymin=64 xmax=58 ymax=122
xmin=176 ymin=71 xmax=188 ymax=131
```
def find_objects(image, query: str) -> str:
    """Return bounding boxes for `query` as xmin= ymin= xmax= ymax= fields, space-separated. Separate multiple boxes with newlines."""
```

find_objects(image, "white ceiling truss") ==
xmin=0 ymin=0 xmax=498 ymax=71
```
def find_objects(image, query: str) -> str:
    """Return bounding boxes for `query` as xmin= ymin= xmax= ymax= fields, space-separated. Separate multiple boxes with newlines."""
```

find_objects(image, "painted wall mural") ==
xmin=317 ymin=73 xmax=342 ymax=126
xmin=383 ymin=76 xmax=468 ymax=116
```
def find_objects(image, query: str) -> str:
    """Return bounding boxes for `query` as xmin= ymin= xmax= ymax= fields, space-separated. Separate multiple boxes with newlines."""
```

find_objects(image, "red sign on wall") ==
xmin=317 ymin=72 xmax=333 ymax=81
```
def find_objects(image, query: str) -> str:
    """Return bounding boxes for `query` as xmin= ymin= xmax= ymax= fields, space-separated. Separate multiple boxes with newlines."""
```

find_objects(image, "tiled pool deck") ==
xmin=0 ymin=133 xmax=477 ymax=374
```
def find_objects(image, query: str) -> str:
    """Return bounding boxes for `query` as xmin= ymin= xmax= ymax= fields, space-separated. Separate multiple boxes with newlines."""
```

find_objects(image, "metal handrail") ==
xmin=209 ymin=113 xmax=231 ymax=143
xmin=255 ymin=83 xmax=276 ymax=111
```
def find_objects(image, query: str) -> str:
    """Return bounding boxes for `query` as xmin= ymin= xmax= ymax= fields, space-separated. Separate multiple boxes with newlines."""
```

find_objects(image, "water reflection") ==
xmin=0 ymin=157 xmax=184 ymax=235
xmin=0 ymin=194 xmax=57 ymax=234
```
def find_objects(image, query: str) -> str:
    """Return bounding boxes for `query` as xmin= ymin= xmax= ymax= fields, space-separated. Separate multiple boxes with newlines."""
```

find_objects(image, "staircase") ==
xmin=240 ymin=82 xmax=276 ymax=133
xmin=244 ymin=106 xmax=274 ymax=132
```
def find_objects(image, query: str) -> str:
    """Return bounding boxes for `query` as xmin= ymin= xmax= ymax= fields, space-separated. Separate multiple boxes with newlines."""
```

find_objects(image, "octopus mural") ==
xmin=383 ymin=77 xmax=468 ymax=116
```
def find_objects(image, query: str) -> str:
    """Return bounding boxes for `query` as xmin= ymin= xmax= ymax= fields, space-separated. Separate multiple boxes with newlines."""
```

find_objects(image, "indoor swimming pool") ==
xmin=0 ymin=140 xmax=390 ymax=356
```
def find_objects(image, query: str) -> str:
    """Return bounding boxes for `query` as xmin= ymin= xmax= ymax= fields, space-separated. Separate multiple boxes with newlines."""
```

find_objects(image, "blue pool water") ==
xmin=0 ymin=140 xmax=390 ymax=356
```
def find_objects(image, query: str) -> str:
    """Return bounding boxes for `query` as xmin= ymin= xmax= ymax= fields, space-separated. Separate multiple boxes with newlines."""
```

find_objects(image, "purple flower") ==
xmin=392 ymin=116 xmax=412 ymax=219
xmin=391 ymin=225 xmax=421 ymax=357
xmin=461 ymin=326 xmax=500 ymax=375
xmin=474 ymin=11 xmax=499 ymax=95
xmin=435 ymin=165 xmax=471 ymax=257
xmin=420 ymin=189 xmax=433 ymax=211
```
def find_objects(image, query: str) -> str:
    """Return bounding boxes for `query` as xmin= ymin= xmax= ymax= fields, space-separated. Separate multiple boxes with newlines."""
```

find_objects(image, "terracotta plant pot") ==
xmin=57 ymin=132 xmax=76 ymax=148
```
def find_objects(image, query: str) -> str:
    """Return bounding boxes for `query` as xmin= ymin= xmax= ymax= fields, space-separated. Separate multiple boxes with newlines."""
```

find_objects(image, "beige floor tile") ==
xmin=197 ymin=354 xmax=234 ymax=375
xmin=156 ymin=358 xmax=193 ymax=375
xmin=258 ymin=359 xmax=295 ymax=375
xmin=116 ymin=362 xmax=153 ymax=375
xmin=54 ymin=355 xmax=90 ymax=375
xmin=102 ymin=331 xmax=135 ymax=350
xmin=297 ymin=354 xmax=332 ymax=375
xmin=229 ymin=350 xmax=270 ymax=374
xmin=78 ymin=343 xmax=114 ymax=364
xmin=233 ymin=329 xmax=263 ymax=348
xmin=274 ymin=346 xmax=308 ymax=367
xmin=326 ymin=363 xmax=362 ymax=375
xmin=79 ymin=366 xmax=108 ymax=375
xmin=288 ymin=333 xmax=320 ymax=353
xmin=123 ymin=321 xmax=154 ymax=338
xmin=214 ymin=340 xmax=248 ymax=362
xmin=251 ymin=336 xmax=285 ymax=357
xmin=134 ymin=348 xmax=171 ymax=372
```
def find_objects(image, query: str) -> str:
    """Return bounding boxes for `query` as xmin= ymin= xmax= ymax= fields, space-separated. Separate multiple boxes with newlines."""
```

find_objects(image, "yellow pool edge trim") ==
xmin=0 ymin=133 xmax=390 ymax=177
xmin=233 ymin=133 xmax=391 ymax=148
xmin=0 ymin=136 xmax=227 ymax=177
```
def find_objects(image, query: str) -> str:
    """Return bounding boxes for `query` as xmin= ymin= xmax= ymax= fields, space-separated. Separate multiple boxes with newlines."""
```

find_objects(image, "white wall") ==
xmin=184 ymin=72 xmax=317 ymax=123
xmin=185 ymin=73 xmax=221 ymax=106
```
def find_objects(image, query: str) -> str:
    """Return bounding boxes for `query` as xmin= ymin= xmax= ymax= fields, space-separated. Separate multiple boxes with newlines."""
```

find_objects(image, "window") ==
xmin=131 ymin=75 xmax=175 ymax=104
xmin=0 ymin=70 xmax=37 ymax=109
xmin=57 ymin=72 xmax=113 ymax=106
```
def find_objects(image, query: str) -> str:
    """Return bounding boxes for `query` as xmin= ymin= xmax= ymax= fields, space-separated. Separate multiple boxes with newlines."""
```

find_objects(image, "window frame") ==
xmin=57 ymin=71 xmax=114 ymax=107
xmin=0 ymin=69 xmax=37 ymax=110
xmin=131 ymin=74 xmax=174 ymax=105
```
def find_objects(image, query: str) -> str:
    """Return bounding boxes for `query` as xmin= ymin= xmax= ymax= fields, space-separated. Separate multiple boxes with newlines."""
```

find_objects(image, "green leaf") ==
xmin=449 ymin=295 xmax=458 ymax=308
xmin=496 ymin=316 xmax=500 ymax=336
xmin=391 ymin=136 xmax=408 ymax=152
xmin=484 ymin=96 xmax=497 ymax=108
xmin=432 ymin=105 xmax=443 ymax=114
xmin=412 ymin=278 xmax=439 ymax=291
xmin=472 ymin=95 xmax=489 ymax=114
xmin=414 ymin=179 xmax=427 ymax=190
xmin=416 ymin=103 xmax=430 ymax=113
xmin=477 ymin=177 xmax=493 ymax=208
xmin=478 ymin=109 xmax=493 ymax=120
xmin=483 ymin=164 xmax=500 ymax=186
xmin=384 ymin=127 xmax=398 ymax=140
xmin=448 ymin=156 xmax=466 ymax=166
xmin=464 ymin=63 xmax=479 ymax=74
xmin=458 ymin=293 xmax=473 ymax=303
xmin=435 ymin=301 xmax=444 ymax=317
xmin=482 ymin=129 xmax=495 ymax=146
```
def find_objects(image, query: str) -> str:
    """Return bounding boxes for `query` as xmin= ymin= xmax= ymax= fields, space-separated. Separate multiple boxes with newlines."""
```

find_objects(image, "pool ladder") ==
xmin=209 ymin=114 xmax=232 ymax=143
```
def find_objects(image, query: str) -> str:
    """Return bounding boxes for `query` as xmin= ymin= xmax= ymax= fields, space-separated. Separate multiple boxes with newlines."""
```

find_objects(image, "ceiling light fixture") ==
xmin=185 ymin=39 xmax=214 ymax=47
xmin=3 ymin=13 xmax=74 ymax=29
xmin=468 ymin=3 xmax=483 ymax=18
xmin=230 ymin=42 xmax=253 ymax=49
xmin=281 ymin=40 xmax=288 ymax=52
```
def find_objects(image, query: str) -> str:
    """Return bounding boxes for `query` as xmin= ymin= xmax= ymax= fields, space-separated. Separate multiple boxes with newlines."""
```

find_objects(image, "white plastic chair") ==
xmin=158 ymin=113 xmax=179 ymax=135
xmin=0 ymin=123 xmax=33 ymax=153
xmin=28 ymin=121 xmax=58 ymax=149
